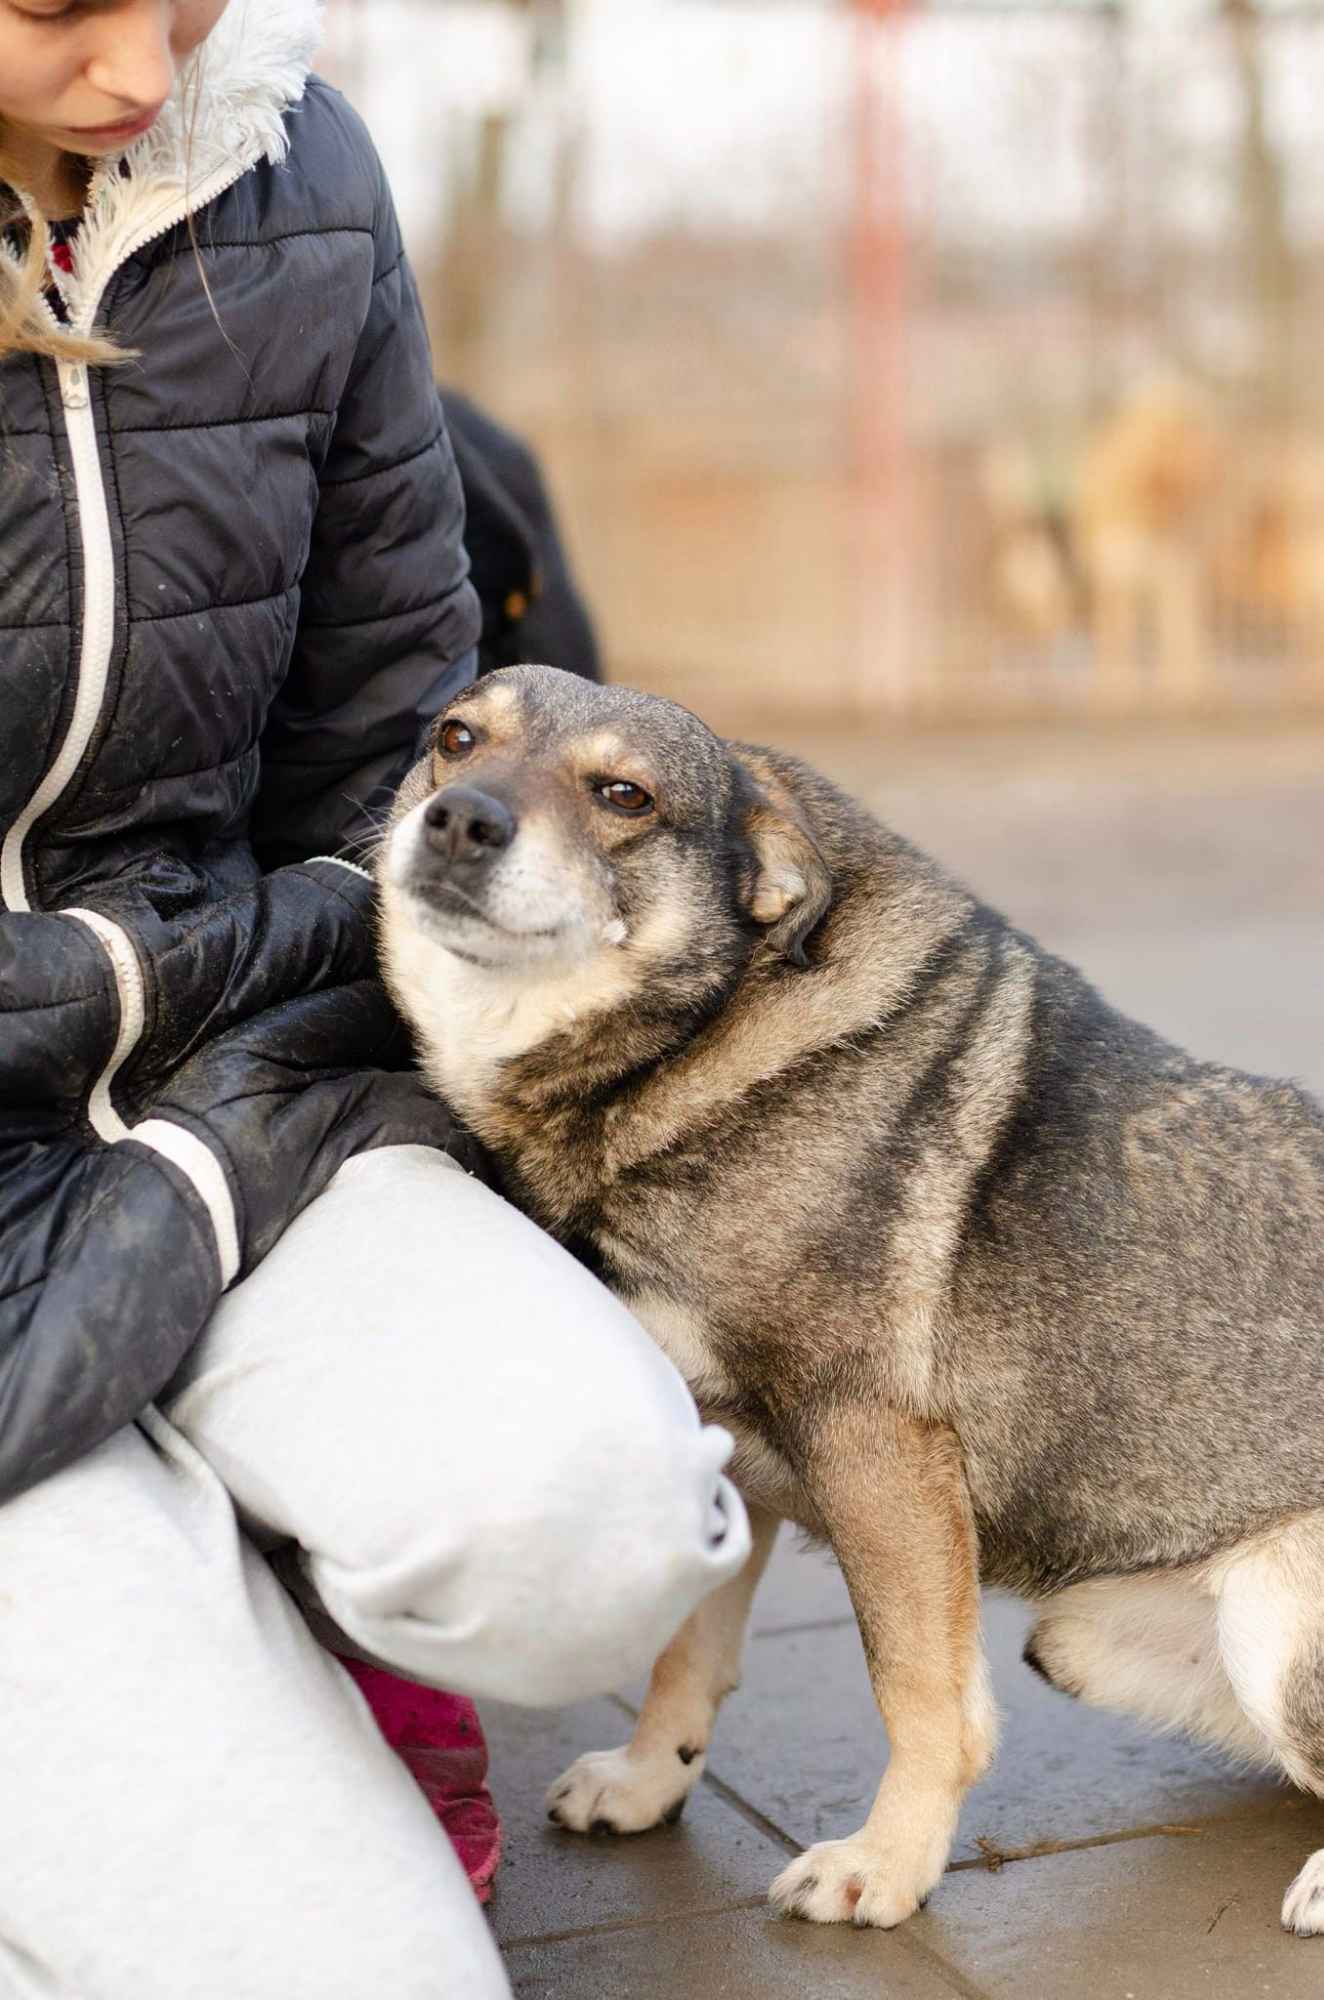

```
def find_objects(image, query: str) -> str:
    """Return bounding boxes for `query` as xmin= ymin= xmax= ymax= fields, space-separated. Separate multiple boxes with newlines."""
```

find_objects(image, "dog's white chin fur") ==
xmin=380 ymin=881 xmax=644 ymax=1112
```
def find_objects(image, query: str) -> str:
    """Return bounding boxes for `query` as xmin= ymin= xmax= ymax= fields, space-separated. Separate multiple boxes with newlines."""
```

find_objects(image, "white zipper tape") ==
xmin=1 ymin=369 xmax=117 ymax=913
xmin=61 ymin=908 xmax=145 ymax=1141
xmin=129 ymin=1118 xmax=242 ymax=1289
xmin=1 ymin=157 xmax=251 ymax=916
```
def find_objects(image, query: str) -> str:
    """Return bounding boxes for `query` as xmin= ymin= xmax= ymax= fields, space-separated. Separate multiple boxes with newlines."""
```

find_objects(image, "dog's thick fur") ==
xmin=379 ymin=664 xmax=1324 ymax=1936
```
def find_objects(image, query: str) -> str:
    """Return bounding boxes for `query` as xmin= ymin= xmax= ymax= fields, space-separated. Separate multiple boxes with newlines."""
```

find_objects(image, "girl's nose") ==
xmin=84 ymin=1 xmax=177 ymax=113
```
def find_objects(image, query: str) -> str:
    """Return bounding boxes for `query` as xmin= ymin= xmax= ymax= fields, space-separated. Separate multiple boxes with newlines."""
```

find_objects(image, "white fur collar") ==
xmin=7 ymin=0 xmax=323 ymax=332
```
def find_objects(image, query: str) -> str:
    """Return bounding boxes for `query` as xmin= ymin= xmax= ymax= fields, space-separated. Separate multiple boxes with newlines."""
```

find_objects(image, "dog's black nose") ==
xmin=423 ymin=786 xmax=515 ymax=864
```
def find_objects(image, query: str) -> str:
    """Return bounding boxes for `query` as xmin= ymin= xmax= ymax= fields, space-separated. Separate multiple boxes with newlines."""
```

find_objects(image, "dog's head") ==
xmin=380 ymin=665 xmax=832 ymax=987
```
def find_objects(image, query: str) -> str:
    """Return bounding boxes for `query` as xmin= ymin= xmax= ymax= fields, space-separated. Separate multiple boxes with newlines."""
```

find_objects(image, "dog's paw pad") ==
xmin=544 ymin=1746 xmax=699 ymax=1838
xmin=770 ymin=1833 xmax=939 ymax=1929
xmin=1283 ymin=1851 xmax=1324 ymax=1936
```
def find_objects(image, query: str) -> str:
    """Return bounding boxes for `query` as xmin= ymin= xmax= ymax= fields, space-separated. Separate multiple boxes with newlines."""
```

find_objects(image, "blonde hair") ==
xmin=0 ymin=141 xmax=130 ymax=366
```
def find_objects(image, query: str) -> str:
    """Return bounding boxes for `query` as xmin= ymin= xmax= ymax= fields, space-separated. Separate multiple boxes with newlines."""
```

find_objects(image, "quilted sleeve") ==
xmin=0 ymin=1139 xmax=226 ymax=1504
xmin=0 ymin=892 xmax=489 ymax=1505
xmin=0 ymin=914 xmax=225 ymax=1503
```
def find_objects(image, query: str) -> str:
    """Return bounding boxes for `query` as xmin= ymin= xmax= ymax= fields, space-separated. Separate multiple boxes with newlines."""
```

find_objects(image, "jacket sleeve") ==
xmin=0 ymin=914 xmax=225 ymax=1503
xmin=252 ymin=102 xmax=481 ymax=872
xmin=0 ymin=887 xmax=489 ymax=1506
xmin=0 ymin=1138 xmax=227 ymax=1503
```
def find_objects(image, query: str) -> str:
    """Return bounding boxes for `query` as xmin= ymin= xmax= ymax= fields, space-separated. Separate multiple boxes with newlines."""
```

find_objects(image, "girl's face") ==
xmin=0 ymin=0 xmax=229 ymax=176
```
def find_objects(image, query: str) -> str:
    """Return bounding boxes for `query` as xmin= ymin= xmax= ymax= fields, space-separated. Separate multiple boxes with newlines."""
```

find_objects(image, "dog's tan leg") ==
xmin=770 ymin=1408 xmax=993 ymax=1929
xmin=546 ymin=1504 xmax=781 ymax=1835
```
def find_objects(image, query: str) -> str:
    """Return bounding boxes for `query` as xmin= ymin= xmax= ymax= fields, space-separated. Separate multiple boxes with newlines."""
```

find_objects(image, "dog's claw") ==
xmin=781 ymin=1872 xmax=818 ymax=1918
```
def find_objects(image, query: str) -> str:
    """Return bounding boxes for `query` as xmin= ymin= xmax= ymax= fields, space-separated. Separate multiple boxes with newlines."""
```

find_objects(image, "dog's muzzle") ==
xmin=421 ymin=786 xmax=516 ymax=871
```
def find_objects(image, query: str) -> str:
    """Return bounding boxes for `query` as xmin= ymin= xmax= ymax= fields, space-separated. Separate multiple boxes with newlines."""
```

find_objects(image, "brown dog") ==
xmin=379 ymin=664 xmax=1324 ymax=1935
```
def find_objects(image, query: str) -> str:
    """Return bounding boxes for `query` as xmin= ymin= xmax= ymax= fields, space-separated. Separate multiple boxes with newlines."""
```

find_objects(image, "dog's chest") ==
xmin=625 ymin=1288 xmax=813 ymax=1525
xmin=626 ymin=1290 xmax=730 ymax=1400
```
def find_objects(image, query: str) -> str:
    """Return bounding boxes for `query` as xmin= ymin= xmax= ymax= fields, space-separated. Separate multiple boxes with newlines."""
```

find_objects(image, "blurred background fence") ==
xmin=319 ymin=0 xmax=1324 ymax=729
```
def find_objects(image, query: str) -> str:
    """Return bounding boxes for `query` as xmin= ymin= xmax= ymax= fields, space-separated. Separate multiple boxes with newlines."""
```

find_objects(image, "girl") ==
xmin=0 ymin=3 xmax=750 ymax=1995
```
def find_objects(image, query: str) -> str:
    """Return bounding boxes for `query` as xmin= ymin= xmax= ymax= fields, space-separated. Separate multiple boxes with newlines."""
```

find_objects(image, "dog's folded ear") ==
xmin=730 ymin=749 xmax=833 ymax=968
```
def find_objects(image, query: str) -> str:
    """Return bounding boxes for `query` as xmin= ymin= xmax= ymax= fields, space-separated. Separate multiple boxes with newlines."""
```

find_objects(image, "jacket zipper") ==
xmin=0 ymin=358 xmax=116 ymax=913
xmin=0 ymin=163 xmax=250 ymax=918
xmin=3 ymin=163 xmax=254 ymax=1183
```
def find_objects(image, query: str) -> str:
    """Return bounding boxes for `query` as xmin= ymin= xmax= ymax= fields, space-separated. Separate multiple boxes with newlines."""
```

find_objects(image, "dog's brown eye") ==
xmin=596 ymin=780 xmax=654 ymax=817
xmin=438 ymin=719 xmax=475 ymax=758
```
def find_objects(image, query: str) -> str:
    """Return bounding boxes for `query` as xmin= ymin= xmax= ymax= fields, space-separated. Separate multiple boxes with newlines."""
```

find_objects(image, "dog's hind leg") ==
xmin=769 ymin=1407 xmax=995 ymax=1930
xmin=546 ymin=1503 xmax=781 ymax=1836
xmin=1216 ymin=1512 xmax=1324 ymax=1937
xmin=1023 ymin=1570 xmax=1270 ymax=1765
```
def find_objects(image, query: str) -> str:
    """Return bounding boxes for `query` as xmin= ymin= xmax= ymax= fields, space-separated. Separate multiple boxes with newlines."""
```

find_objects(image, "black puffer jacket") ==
xmin=0 ymin=1 xmax=486 ymax=1503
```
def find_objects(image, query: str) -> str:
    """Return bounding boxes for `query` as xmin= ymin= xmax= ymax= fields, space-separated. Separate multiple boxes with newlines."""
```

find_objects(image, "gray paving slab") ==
xmin=503 ymin=1903 xmax=972 ymax=2000
xmin=484 ymin=1694 xmax=792 ymax=1948
xmin=748 ymin=1528 xmax=853 ymax=1636
xmin=698 ymin=1591 xmax=1288 ymax=1865
xmin=1040 ymin=916 xmax=1324 ymax=1099
xmin=831 ymin=735 xmax=1324 ymax=1098
xmin=915 ymin=1803 xmax=1324 ymax=2000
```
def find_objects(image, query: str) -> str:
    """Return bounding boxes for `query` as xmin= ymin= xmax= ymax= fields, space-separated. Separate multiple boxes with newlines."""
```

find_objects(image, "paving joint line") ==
xmin=893 ymin=1928 xmax=993 ymax=2000
xmin=947 ymin=1796 xmax=1312 ymax=1877
xmin=697 ymin=1765 xmax=805 ymax=1857
xmin=500 ymin=1894 xmax=768 ymax=1953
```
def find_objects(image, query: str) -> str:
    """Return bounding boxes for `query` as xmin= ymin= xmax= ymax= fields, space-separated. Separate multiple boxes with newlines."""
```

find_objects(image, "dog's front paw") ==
xmin=1282 ymin=1850 xmax=1324 ymax=1936
xmin=769 ymin=1827 xmax=946 ymax=1930
xmin=546 ymin=1745 xmax=699 ymax=1837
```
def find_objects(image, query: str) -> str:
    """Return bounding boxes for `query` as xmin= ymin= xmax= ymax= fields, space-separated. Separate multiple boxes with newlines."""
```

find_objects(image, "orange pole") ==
xmin=847 ymin=0 xmax=915 ymax=710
